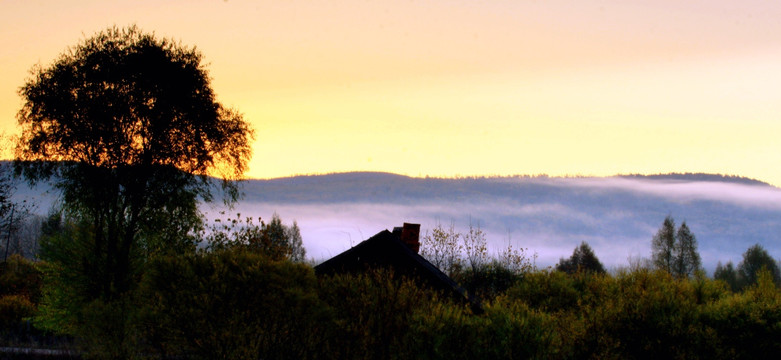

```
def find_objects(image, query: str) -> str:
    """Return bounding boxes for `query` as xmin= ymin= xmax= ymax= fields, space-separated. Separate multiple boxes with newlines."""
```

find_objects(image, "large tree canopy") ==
xmin=14 ymin=25 xmax=253 ymax=300
xmin=16 ymin=25 xmax=251 ymax=182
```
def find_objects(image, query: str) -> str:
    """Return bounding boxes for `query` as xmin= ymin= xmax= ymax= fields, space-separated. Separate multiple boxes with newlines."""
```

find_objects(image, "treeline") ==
xmin=3 ymin=223 xmax=781 ymax=359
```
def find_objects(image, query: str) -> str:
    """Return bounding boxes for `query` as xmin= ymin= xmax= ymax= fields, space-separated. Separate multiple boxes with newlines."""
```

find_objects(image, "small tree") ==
xmin=714 ymin=261 xmax=739 ymax=291
xmin=463 ymin=221 xmax=488 ymax=272
xmin=286 ymin=220 xmax=306 ymax=263
xmin=420 ymin=222 xmax=462 ymax=276
xmin=652 ymin=216 xmax=676 ymax=274
xmin=651 ymin=216 xmax=702 ymax=278
xmin=556 ymin=242 xmax=606 ymax=274
xmin=0 ymin=163 xmax=11 ymax=227
xmin=497 ymin=240 xmax=535 ymax=275
xmin=206 ymin=213 xmax=306 ymax=262
xmin=672 ymin=222 xmax=702 ymax=278
xmin=262 ymin=213 xmax=290 ymax=260
xmin=0 ymin=151 xmax=34 ymax=261
xmin=737 ymin=244 xmax=780 ymax=288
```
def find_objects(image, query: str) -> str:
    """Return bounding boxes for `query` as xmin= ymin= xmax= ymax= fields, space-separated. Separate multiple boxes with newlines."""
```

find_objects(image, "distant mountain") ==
xmin=239 ymin=171 xmax=774 ymax=203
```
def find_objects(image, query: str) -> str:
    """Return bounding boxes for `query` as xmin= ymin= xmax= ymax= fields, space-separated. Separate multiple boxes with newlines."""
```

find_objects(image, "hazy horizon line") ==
xmin=242 ymin=170 xmax=771 ymax=185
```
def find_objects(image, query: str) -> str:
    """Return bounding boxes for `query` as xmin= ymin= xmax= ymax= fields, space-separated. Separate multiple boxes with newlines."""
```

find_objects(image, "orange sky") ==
xmin=2 ymin=1 xmax=781 ymax=185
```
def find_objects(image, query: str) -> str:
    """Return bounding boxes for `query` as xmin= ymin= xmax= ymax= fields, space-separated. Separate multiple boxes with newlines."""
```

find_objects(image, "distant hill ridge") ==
xmin=2 ymin=161 xmax=767 ymax=187
xmin=618 ymin=173 xmax=769 ymax=186
xmin=251 ymin=171 xmax=769 ymax=186
xmin=240 ymin=171 xmax=774 ymax=204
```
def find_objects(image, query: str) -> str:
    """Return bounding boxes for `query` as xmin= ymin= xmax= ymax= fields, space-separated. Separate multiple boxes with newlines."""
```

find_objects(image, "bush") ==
xmin=136 ymin=248 xmax=327 ymax=360
xmin=0 ymin=255 xmax=44 ymax=346
xmin=0 ymin=254 xmax=43 ymax=302
xmin=0 ymin=295 xmax=35 ymax=331
xmin=574 ymin=270 xmax=705 ymax=359
xmin=503 ymin=268 xmax=740 ymax=359
xmin=74 ymin=298 xmax=136 ymax=359
xmin=317 ymin=268 xmax=562 ymax=360
xmin=454 ymin=261 xmax=523 ymax=301
xmin=316 ymin=268 xmax=440 ymax=360
xmin=505 ymin=270 xmax=581 ymax=313
xmin=699 ymin=270 xmax=781 ymax=359
xmin=409 ymin=299 xmax=562 ymax=360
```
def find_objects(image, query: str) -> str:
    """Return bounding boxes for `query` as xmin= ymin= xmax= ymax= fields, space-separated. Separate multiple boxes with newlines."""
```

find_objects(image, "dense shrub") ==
xmin=317 ymin=268 xmax=564 ymax=360
xmin=408 ymin=299 xmax=562 ymax=360
xmin=573 ymin=270 xmax=706 ymax=359
xmin=699 ymin=270 xmax=781 ymax=359
xmin=0 ymin=255 xmax=43 ymax=345
xmin=135 ymin=248 xmax=327 ymax=360
xmin=0 ymin=295 xmax=35 ymax=331
xmin=316 ymin=269 xmax=440 ymax=360
xmin=74 ymin=298 xmax=136 ymax=359
xmin=0 ymin=255 xmax=43 ymax=302
xmin=505 ymin=270 xmax=581 ymax=313
xmin=454 ymin=260 xmax=523 ymax=301
xmin=504 ymin=269 xmax=741 ymax=359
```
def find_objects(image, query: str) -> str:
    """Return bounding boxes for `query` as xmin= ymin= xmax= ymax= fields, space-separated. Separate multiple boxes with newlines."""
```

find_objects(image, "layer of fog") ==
xmin=221 ymin=176 xmax=781 ymax=273
xmin=14 ymin=174 xmax=781 ymax=273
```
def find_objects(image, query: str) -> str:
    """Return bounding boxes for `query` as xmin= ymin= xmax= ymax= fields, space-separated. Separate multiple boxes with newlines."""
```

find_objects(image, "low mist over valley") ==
xmin=15 ymin=170 xmax=781 ymax=271
xmin=230 ymin=172 xmax=780 ymax=271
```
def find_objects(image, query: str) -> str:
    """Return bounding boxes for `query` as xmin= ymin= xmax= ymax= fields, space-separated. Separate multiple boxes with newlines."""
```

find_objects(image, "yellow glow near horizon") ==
xmin=2 ymin=1 xmax=781 ymax=185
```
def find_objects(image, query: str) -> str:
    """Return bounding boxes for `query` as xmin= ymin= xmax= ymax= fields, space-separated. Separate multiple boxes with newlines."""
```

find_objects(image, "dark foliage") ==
xmin=205 ymin=213 xmax=307 ymax=262
xmin=454 ymin=261 xmax=523 ymax=301
xmin=652 ymin=216 xmax=702 ymax=278
xmin=714 ymin=261 xmax=740 ymax=292
xmin=14 ymin=25 xmax=252 ymax=302
xmin=136 ymin=249 xmax=326 ymax=359
xmin=555 ymin=241 xmax=605 ymax=274
xmin=673 ymin=222 xmax=702 ymax=278
xmin=0 ymin=163 xmax=11 ymax=227
xmin=0 ymin=255 xmax=42 ymax=332
xmin=737 ymin=244 xmax=781 ymax=288
xmin=652 ymin=216 xmax=677 ymax=273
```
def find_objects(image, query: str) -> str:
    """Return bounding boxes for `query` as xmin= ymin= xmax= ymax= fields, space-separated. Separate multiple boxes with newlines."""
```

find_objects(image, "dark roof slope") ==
xmin=315 ymin=229 xmax=475 ymax=308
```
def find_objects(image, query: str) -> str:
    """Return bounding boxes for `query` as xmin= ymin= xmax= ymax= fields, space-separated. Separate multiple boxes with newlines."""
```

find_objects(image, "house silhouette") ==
xmin=315 ymin=223 xmax=479 ymax=310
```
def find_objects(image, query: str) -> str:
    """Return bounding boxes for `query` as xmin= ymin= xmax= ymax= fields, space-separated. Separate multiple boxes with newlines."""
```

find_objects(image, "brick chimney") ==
xmin=400 ymin=223 xmax=421 ymax=254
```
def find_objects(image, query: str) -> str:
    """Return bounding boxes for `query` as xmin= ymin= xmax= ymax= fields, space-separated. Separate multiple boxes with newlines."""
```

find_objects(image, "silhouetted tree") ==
xmin=651 ymin=216 xmax=702 ymax=278
xmin=0 ymin=155 xmax=36 ymax=261
xmin=14 ymin=25 xmax=252 ymax=301
xmin=206 ymin=213 xmax=306 ymax=262
xmin=556 ymin=241 xmax=605 ymax=274
xmin=0 ymin=136 xmax=12 ymax=223
xmin=0 ymin=165 xmax=12 ymax=259
xmin=286 ymin=220 xmax=306 ymax=262
xmin=0 ymin=165 xmax=10 ymax=225
xmin=673 ymin=221 xmax=702 ymax=278
xmin=737 ymin=244 xmax=780 ymax=288
xmin=463 ymin=221 xmax=488 ymax=272
xmin=714 ymin=261 xmax=739 ymax=291
xmin=420 ymin=222 xmax=463 ymax=276
xmin=652 ymin=216 xmax=676 ymax=274
xmin=261 ymin=213 xmax=289 ymax=259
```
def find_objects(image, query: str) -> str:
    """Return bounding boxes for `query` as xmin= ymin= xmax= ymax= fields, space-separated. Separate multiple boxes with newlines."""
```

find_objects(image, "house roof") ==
xmin=315 ymin=228 xmax=478 ymax=309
